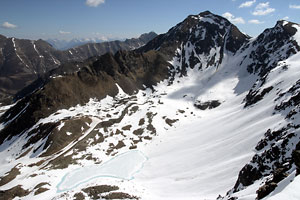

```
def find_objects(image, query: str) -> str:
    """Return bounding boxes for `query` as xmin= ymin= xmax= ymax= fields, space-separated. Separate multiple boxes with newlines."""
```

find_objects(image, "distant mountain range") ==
xmin=46 ymin=38 xmax=109 ymax=50
xmin=46 ymin=32 xmax=157 ymax=50
xmin=0 ymin=32 xmax=157 ymax=103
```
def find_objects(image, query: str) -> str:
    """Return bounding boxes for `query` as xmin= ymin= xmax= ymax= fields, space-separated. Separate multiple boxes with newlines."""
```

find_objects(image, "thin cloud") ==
xmin=92 ymin=32 xmax=109 ymax=41
xmin=252 ymin=2 xmax=275 ymax=16
xmin=222 ymin=12 xmax=245 ymax=24
xmin=248 ymin=19 xmax=264 ymax=24
xmin=239 ymin=0 xmax=256 ymax=8
xmin=283 ymin=16 xmax=289 ymax=20
xmin=86 ymin=0 xmax=105 ymax=7
xmin=59 ymin=30 xmax=71 ymax=35
xmin=289 ymin=4 xmax=300 ymax=9
xmin=1 ymin=22 xmax=17 ymax=29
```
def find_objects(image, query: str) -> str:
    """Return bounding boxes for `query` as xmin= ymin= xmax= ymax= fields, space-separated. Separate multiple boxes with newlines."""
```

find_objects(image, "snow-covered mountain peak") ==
xmin=167 ymin=10 xmax=247 ymax=44
xmin=138 ymin=11 xmax=249 ymax=79
xmin=196 ymin=10 xmax=228 ymax=25
xmin=141 ymin=11 xmax=248 ymax=58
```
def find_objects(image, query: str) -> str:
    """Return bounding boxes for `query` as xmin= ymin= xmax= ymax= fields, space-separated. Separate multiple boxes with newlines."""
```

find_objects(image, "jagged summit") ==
xmin=141 ymin=11 xmax=249 ymax=58
xmin=256 ymin=19 xmax=299 ymax=42
xmin=241 ymin=19 xmax=300 ymax=77
xmin=128 ymin=31 xmax=158 ymax=43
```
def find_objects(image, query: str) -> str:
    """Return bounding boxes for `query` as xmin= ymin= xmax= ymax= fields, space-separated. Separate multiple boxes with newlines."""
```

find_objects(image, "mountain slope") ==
xmin=0 ymin=37 xmax=61 ymax=103
xmin=0 ymin=11 xmax=300 ymax=200
xmin=47 ymin=32 xmax=157 ymax=50
xmin=0 ymin=32 xmax=157 ymax=104
xmin=46 ymin=38 xmax=106 ymax=50
xmin=62 ymin=32 xmax=158 ymax=64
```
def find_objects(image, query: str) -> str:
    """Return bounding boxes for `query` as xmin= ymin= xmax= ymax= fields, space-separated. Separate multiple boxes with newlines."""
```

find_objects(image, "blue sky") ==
xmin=0 ymin=0 xmax=299 ymax=40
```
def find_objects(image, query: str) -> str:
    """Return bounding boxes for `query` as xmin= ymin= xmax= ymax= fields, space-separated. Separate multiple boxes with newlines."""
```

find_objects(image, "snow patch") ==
xmin=12 ymin=38 xmax=30 ymax=68
xmin=66 ymin=132 xmax=72 ymax=136
xmin=282 ymin=21 xmax=289 ymax=26
xmin=293 ymin=24 xmax=300 ymax=45
xmin=50 ymin=55 xmax=61 ymax=65
xmin=32 ymin=41 xmax=43 ymax=58
xmin=57 ymin=122 xmax=65 ymax=131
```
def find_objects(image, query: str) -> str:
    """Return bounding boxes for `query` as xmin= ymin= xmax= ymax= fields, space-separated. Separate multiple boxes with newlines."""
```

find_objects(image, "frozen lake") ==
xmin=57 ymin=150 xmax=147 ymax=192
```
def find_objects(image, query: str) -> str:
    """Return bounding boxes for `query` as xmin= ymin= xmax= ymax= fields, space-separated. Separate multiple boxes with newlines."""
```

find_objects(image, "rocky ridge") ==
xmin=0 ymin=32 xmax=157 ymax=103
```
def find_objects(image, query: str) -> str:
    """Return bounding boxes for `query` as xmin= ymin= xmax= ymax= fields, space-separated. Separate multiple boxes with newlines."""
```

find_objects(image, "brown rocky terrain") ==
xmin=0 ymin=32 xmax=157 ymax=103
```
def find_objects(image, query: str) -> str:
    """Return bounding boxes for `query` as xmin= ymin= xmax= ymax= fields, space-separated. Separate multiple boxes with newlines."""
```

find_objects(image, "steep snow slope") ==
xmin=133 ymin=62 xmax=281 ymax=200
xmin=0 ymin=12 xmax=299 ymax=200
xmin=132 ymin=34 xmax=300 ymax=199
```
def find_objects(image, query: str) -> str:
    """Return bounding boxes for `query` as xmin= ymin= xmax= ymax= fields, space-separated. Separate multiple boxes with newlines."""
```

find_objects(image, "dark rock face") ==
xmin=233 ymin=164 xmax=263 ymax=190
xmin=244 ymin=21 xmax=300 ymax=77
xmin=0 ymin=185 xmax=30 ymax=200
xmin=275 ymin=79 xmax=300 ymax=119
xmin=82 ymin=185 xmax=119 ymax=199
xmin=256 ymin=168 xmax=288 ymax=199
xmin=256 ymin=182 xmax=277 ymax=200
xmin=293 ymin=142 xmax=300 ymax=175
xmin=194 ymin=100 xmax=221 ymax=110
xmin=0 ymin=32 xmax=157 ymax=103
xmin=0 ymin=37 xmax=60 ymax=103
xmin=244 ymin=86 xmax=273 ymax=107
xmin=14 ymin=59 xmax=93 ymax=101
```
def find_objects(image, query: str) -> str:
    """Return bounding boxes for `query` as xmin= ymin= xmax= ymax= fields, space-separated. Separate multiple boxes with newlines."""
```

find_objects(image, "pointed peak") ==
xmin=139 ymin=11 xmax=248 ymax=55
xmin=199 ymin=10 xmax=213 ymax=16
xmin=180 ymin=11 xmax=230 ymax=29
xmin=139 ymin=31 xmax=157 ymax=39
